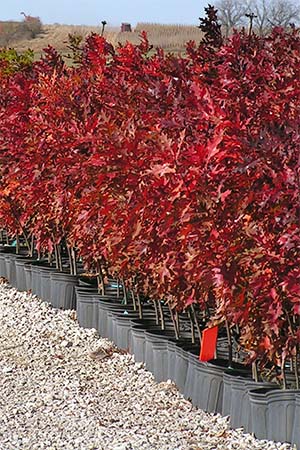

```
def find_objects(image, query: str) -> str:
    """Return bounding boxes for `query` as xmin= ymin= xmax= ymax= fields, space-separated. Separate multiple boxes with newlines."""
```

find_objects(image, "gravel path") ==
xmin=0 ymin=282 xmax=291 ymax=450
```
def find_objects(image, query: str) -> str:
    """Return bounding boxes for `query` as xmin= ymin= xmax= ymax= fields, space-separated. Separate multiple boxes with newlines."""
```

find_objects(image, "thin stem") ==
xmin=175 ymin=311 xmax=180 ymax=336
xmin=225 ymin=320 xmax=233 ymax=367
xmin=71 ymin=247 xmax=77 ymax=276
xmin=188 ymin=308 xmax=195 ymax=344
xmin=153 ymin=300 xmax=159 ymax=325
xmin=131 ymin=290 xmax=137 ymax=311
xmin=281 ymin=357 xmax=287 ymax=389
xmin=97 ymin=261 xmax=104 ymax=295
xmin=16 ymin=235 xmax=20 ymax=255
xmin=30 ymin=235 xmax=34 ymax=258
xmin=294 ymin=350 xmax=299 ymax=389
xmin=67 ymin=245 xmax=73 ymax=275
xmin=137 ymin=292 xmax=143 ymax=319
xmin=168 ymin=304 xmax=179 ymax=339
xmin=54 ymin=243 xmax=59 ymax=269
xmin=252 ymin=361 xmax=259 ymax=382
xmin=117 ymin=277 xmax=120 ymax=298
xmin=158 ymin=301 xmax=165 ymax=331
xmin=121 ymin=279 xmax=128 ymax=306
xmin=57 ymin=245 xmax=63 ymax=272
xmin=191 ymin=304 xmax=202 ymax=344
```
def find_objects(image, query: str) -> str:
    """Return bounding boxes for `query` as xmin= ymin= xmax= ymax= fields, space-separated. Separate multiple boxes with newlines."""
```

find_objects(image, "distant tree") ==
xmin=249 ymin=0 xmax=300 ymax=35
xmin=20 ymin=12 xmax=42 ymax=38
xmin=215 ymin=0 xmax=300 ymax=36
xmin=214 ymin=0 xmax=248 ymax=36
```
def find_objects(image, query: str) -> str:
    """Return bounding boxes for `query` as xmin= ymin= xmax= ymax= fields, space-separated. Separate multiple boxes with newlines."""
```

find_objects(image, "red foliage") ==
xmin=1 ymin=25 xmax=300 ymax=368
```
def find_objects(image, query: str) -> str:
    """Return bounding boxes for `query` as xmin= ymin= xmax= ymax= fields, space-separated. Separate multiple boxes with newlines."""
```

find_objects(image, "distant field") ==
xmin=0 ymin=21 xmax=203 ymax=56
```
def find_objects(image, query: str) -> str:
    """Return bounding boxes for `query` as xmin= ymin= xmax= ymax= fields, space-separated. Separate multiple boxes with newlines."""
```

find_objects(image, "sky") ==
xmin=1 ymin=0 xmax=208 ymax=26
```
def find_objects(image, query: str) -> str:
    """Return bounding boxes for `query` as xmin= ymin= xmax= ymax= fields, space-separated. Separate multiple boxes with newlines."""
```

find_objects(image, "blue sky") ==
xmin=1 ymin=0 xmax=208 ymax=26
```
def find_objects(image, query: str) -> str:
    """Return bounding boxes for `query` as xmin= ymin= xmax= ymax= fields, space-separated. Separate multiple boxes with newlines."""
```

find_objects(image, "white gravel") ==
xmin=0 ymin=281 xmax=292 ymax=450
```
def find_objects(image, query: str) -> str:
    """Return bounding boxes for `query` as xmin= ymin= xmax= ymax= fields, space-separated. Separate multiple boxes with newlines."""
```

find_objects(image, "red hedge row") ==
xmin=1 ymin=22 xmax=300 ymax=368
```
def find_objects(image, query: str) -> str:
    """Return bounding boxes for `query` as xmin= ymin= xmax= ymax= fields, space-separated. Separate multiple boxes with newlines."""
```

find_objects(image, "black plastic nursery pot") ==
xmin=97 ymin=299 xmax=155 ymax=338
xmin=292 ymin=392 xmax=300 ymax=449
xmin=266 ymin=389 xmax=299 ymax=444
xmin=39 ymin=266 xmax=61 ymax=303
xmin=3 ymin=253 xmax=31 ymax=288
xmin=222 ymin=370 xmax=277 ymax=431
xmin=75 ymin=286 xmax=98 ymax=328
xmin=184 ymin=358 xmax=250 ymax=415
xmin=4 ymin=253 xmax=17 ymax=287
xmin=144 ymin=330 xmax=177 ymax=382
xmin=242 ymin=379 xmax=278 ymax=433
xmin=79 ymin=275 xmax=123 ymax=296
xmin=167 ymin=338 xmax=192 ymax=383
xmin=50 ymin=271 xmax=78 ymax=310
xmin=98 ymin=299 xmax=136 ymax=339
xmin=14 ymin=257 xmax=37 ymax=292
xmin=23 ymin=263 xmax=33 ymax=292
xmin=75 ymin=286 xmax=99 ymax=330
xmin=29 ymin=260 xmax=49 ymax=297
xmin=216 ymin=336 xmax=231 ymax=360
xmin=222 ymin=371 xmax=236 ymax=416
xmin=248 ymin=387 xmax=298 ymax=443
xmin=183 ymin=347 xmax=206 ymax=407
xmin=106 ymin=305 xmax=140 ymax=341
xmin=113 ymin=315 xmax=133 ymax=350
xmin=31 ymin=264 xmax=42 ymax=296
xmin=222 ymin=366 xmax=252 ymax=416
xmin=111 ymin=310 xmax=158 ymax=350
xmin=173 ymin=344 xmax=197 ymax=392
xmin=0 ymin=252 xmax=7 ymax=278
xmin=129 ymin=319 xmax=160 ymax=363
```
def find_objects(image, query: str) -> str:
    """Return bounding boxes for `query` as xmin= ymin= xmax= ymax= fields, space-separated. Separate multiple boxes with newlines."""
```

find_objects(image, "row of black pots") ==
xmin=76 ymin=286 xmax=300 ymax=447
xmin=2 ymin=250 xmax=300 ymax=448
xmin=222 ymin=371 xmax=300 ymax=446
xmin=0 ymin=252 xmax=79 ymax=310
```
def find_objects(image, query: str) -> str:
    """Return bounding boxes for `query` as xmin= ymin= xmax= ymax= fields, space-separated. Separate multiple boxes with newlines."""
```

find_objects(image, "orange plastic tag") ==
xmin=199 ymin=326 xmax=218 ymax=361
